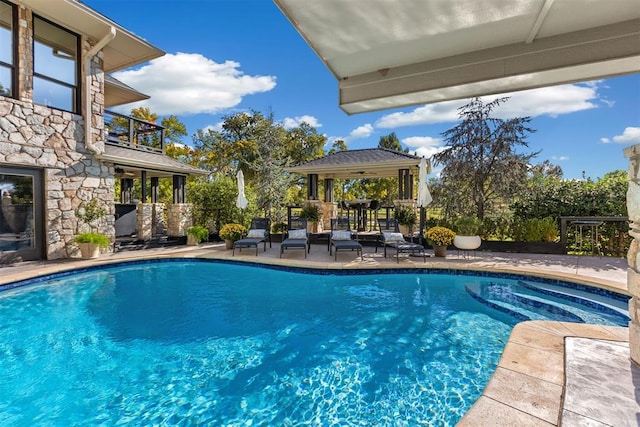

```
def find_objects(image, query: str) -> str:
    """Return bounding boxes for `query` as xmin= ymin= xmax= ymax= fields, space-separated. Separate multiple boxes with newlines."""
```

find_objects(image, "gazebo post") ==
xmin=307 ymin=173 xmax=318 ymax=200
xmin=324 ymin=178 xmax=334 ymax=202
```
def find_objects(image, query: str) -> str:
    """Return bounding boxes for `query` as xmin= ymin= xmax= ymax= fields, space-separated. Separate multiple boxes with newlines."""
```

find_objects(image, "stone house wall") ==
xmin=0 ymin=5 xmax=114 ymax=260
xmin=624 ymin=145 xmax=640 ymax=365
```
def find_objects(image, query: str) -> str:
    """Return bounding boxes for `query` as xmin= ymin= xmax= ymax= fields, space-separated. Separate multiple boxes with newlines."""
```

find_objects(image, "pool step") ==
xmin=517 ymin=280 xmax=629 ymax=319
xmin=465 ymin=283 xmax=584 ymax=323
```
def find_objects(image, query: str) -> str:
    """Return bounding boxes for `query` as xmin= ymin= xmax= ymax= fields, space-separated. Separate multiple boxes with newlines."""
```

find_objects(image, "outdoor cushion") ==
xmin=247 ymin=229 xmax=266 ymax=238
xmin=288 ymin=228 xmax=307 ymax=239
xmin=383 ymin=232 xmax=405 ymax=243
xmin=332 ymin=230 xmax=352 ymax=240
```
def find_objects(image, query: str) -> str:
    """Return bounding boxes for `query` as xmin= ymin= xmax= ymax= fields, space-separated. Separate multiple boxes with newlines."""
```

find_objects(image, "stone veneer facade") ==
xmin=0 ymin=5 xmax=114 ymax=260
xmin=624 ymin=145 xmax=640 ymax=365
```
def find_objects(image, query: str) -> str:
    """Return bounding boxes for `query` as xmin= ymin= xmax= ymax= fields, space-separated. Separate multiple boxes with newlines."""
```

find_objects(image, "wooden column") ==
xmin=324 ymin=178 xmax=334 ymax=202
xmin=140 ymin=170 xmax=147 ymax=202
xmin=173 ymin=175 xmax=186 ymax=203
xmin=398 ymin=169 xmax=412 ymax=199
xmin=150 ymin=177 xmax=159 ymax=203
xmin=307 ymin=173 xmax=318 ymax=200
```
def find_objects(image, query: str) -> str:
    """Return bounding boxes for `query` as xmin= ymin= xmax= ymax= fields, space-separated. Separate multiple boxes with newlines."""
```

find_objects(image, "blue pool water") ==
xmin=0 ymin=260 xmax=629 ymax=426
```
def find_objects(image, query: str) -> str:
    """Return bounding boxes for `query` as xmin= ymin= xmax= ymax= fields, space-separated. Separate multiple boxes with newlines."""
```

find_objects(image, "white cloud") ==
xmin=376 ymin=101 xmax=462 ymax=128
xmin=375 ymin=82 xmax=602 ymax=128
xmin=282 ymin=115 xmax=322 ymax=129
xmin=349 ymin=123 xmax=374 ymax=139
xmin=611 ymin=127 xmax=640 ymax=144
xmin=488 ymin=83 xmax=599 ymax=119
xmin=327 ymin=123 xmax=375 ymax=147
xmin=402 ymin=136 xmax=447 ymax=158
xmin=112 ymin=52 xmax=276 ymax=115
xmin=600 ymin=137 xmax=611 ymax=143
xmin=551 ymin=155 xmax=569 ymax=161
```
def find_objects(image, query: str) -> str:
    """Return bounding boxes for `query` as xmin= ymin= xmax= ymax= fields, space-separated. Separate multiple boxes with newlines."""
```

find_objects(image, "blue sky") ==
xmin=84 ymin=0 xmax=640 ymax=180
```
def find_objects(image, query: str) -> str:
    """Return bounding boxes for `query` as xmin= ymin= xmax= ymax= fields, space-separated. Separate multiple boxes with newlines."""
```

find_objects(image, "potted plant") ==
xmin=299 ymin=203 xmax=322 ymax=233
xmin=186 ymin=225 xmax=209 ymax=246
xmin=394 ymin=206 xmax=417 ymax=235
xmin=73 ymin=232 xmax=110 ymax=258
xmin=74 ymin=199 xmax=109 ymax=259
xmin=219 ymin=223 xmax=247 ymax=249
xmin=453 ymin=216 xmax=482 ymax=251
xmin=425 ymin=226 xmax=456 ymax=257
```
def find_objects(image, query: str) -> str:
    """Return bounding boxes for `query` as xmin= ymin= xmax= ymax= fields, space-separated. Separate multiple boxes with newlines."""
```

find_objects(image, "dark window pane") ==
xmin=0 ymin=174 xmax=34 ymax=252
xmin=33 ymin=16 xmax=78 ymax=111
xmin=33 ymin=75 xmax=74 ymax=111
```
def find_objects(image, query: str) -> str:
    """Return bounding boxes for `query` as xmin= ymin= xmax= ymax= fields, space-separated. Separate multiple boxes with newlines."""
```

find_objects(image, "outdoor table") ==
xmin=347 ymin=199 xmax=371 ymax=231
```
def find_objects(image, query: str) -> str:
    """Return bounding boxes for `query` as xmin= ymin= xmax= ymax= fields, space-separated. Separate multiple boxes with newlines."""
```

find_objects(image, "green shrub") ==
xmin=186 ymin=225 xmax=209 ymax=243
xmin=73 ymin=232 xmax=110 ymax=248
xmin=299 ymin=203 xmax=321 ymax=222
xmin=454 ymin=216 xmax=481 ymax=235
xmin=394 ymin=206 xmax=417 ymax=227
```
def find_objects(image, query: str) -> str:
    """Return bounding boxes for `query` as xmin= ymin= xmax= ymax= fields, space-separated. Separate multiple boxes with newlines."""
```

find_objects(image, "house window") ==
xmin=33 ymin=15 xmax=80 ymax=113
xmin=0 ymin=0 xmax=15 ymax=98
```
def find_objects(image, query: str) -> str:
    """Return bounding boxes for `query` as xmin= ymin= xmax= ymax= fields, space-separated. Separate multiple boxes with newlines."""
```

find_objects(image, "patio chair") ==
xmin=233 ymin=218 xmax=271 ymax=256
xmin=378 ymin=218 xmax=427 ymax=263
xmin=329 ymin=217 xmax=363 ymax=261
xmin=280 ymin=218 xmax=310 ymax=258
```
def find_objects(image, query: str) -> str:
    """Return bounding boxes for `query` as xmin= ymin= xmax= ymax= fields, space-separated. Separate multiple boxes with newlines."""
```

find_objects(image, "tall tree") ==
xmin=433 ymin=97 xmax=537 ymax=219
xmin=249 ymin=112 xmax=293 ymax=224
xmin=328 ymin=139 xmax=347 ymax=154
xmin=378 ymin=132 xmax=408 ymax=152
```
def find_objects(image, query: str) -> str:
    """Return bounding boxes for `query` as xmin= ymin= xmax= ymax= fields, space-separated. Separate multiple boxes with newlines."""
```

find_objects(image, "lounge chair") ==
xmin=329 ymin=217 xmax=363 ymax=261
xmin=378 ymin=218 xmax=427 ymax=263
xmin=233 ymin=218 xmax=271 ymax=256
xmin=280 ymin=218 xmax=310 ymax=258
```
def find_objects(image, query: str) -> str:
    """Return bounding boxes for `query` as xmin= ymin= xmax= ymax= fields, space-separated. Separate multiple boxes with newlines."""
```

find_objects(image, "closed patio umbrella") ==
xmin=417 ymin=157 xmax=432 ymax=244
xmin=236 ymin=170 xmax=248 ymax=209
xmin=417 ymin=157 xmax=432 ymax=208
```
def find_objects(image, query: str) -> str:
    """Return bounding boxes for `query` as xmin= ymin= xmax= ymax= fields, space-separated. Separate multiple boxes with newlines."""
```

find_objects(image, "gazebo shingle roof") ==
xmin=287 ymin=148 xmax=422 ymax=179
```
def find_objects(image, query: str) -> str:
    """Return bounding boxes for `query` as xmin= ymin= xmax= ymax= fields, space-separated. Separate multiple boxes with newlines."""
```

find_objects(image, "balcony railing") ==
xmin=105 ymin=110 xmax=165 ymax=154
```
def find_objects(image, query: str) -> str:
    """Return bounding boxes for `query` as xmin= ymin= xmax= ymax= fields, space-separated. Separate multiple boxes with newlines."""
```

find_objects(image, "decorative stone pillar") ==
xmin=319 ymin=201 xmax=337 ymax=231
xmin=137 ymin=202 xmax=153 ymax=240
xmin=624 ymin=145 xmax=640 ymax=365
xmin=152 ymin=203 xmax=165 ymax=236
xmin=167 ymin=203 xmax=192 ymax=237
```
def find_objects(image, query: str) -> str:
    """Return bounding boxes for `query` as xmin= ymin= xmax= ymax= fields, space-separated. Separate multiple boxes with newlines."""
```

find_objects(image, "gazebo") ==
xmin=286 ymin=148 xmax=427 ymax=231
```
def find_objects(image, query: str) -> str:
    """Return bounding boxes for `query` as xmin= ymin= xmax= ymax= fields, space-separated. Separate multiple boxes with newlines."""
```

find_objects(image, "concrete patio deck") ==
xmin=0 ymin=242 xmax=637 ymax=426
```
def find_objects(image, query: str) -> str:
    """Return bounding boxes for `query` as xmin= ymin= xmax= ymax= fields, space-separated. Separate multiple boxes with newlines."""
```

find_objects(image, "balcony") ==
xmin=105 ymin=110 xmax=165 ymax=154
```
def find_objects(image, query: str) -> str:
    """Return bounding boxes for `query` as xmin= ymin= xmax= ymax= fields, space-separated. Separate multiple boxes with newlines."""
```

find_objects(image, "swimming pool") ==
xmin=0 ymin=259 xmax=629 ymax=426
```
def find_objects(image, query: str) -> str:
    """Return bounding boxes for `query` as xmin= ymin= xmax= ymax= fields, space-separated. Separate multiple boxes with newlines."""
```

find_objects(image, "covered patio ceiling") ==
xmin=273 ymin=0 xmax=640 ymax=114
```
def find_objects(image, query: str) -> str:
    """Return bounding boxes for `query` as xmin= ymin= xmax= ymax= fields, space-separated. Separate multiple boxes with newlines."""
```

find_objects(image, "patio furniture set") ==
xmin=232 ymin=216 xmax=428 ymax=263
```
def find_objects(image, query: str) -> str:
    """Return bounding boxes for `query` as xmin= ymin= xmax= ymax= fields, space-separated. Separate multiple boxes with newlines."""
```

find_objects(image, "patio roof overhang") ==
xmin=273 ymin=0 xmax=640 ymax=114
xmin=102 ymin=145 xmax=209 ymax=179
xmin=286 ymin=148 xmax=422 ymax=179
xmin=21 ymin=0 xmax=164 ymax=73
xmin=104 ymin=75 xmax=150 ymax=108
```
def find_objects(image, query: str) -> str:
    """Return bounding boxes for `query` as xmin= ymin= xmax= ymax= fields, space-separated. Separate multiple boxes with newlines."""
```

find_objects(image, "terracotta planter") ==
xmin=433 ymin=245 xmax=447 ymax=257
xmin=225 ymin=239 xmax=234 ymax=249
xmin=453 ymin=235 xmax=482 ymax=250
xmin=77 ymin=242 xmax=101 ymax=259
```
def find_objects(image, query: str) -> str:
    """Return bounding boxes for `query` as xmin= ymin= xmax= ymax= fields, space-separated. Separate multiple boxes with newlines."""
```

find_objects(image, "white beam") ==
xmin=339 ymin=20 xmax=640 ymax=114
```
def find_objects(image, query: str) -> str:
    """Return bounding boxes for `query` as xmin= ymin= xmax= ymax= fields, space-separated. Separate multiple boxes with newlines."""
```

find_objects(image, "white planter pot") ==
xmin=453 ymin=235 xmax=481 ymax=250
xmin=187 ymin=234 xmax=199 ymax=246
xmin=77 ymin=242 xmax=101 ymax=259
